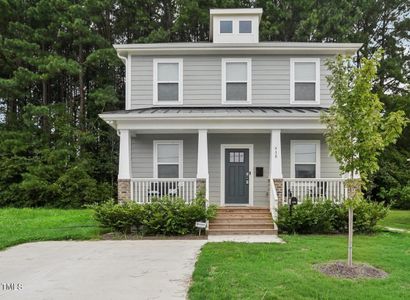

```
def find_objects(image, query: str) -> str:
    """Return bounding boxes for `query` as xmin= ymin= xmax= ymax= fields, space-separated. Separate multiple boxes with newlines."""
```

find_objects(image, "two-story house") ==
xmin=100 ymin=8 xmax=362 ymax=235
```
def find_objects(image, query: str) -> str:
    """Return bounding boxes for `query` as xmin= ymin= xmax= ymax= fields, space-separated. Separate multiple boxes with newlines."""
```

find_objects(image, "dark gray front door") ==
xmin=225 ymin=149 xmax=249 ymax=204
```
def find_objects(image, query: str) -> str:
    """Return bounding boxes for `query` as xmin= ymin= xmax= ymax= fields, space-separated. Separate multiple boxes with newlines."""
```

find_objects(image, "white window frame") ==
xmin=153 ymin=58 xmax=183 ymax=105
xmin=222 ymin=58 xmax=252 ymax=104
xmin=290 ymin=58 xmax=320 ymax=104
xmin=153 ymin=140 xmax=183 ymax=178
xmin=290 ymin=140 xmax=321 ymax=178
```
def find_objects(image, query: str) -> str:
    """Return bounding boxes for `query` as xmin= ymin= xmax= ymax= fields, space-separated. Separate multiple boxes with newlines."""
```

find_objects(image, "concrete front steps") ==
xmin=208 ymin=207 xmax=277 ymax=235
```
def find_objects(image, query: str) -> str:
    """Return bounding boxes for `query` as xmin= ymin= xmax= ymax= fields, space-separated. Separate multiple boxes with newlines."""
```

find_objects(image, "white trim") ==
xmin=112 ymin=118 xmax=326 ymax=131
xmin=290 ymin=140 xmax=321 ymax=178
xmin=290 ymin=58 xmax=320 ymax=104
xmin=153 ymin=58 xmax=183 ymax=105
xmin=153 ymin=140 xmax=183 ymax=178
xmin=220 ymin=144 xmax=254 ymax=206
xmin=221 ymin=58 xmax=252 ymax=104
xmin=118 ymin=129 xmax=131 ymax=179
xmin=269 ymin=130 xmax=282 ymax=178
xmin=126 ymin=53 xmax=131 ymax=110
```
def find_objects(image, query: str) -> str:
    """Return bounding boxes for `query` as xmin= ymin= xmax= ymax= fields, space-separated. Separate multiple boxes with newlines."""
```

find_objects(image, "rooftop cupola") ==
xmin=209 ymin=8 xmax=263 ymax=43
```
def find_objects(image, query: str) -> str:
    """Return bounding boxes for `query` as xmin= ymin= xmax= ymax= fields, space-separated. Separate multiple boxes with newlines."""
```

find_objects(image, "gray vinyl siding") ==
xmin=131 ymin=133 xmax=340 ymax=207
xmin=281 ymin=134 xmax=340 ymax=178
xmin=130 ymin=55 xmax=333 ymax=109
xmin=131 ymin=134 xmax=198 ymax=178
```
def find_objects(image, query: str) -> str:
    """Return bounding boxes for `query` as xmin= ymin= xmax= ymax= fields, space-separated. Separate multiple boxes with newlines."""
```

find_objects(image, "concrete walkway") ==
xmin=0 ymin=240 xmax=206 ymax=300
xmin=208 ymin=235 xmax=285 ymax=243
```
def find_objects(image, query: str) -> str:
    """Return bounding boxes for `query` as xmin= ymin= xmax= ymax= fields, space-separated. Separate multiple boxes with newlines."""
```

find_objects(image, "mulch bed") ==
xmin=102 ymin=232 xmax=207 ymax=240
xmin=315 ymin=261 xmax=388 ymax=279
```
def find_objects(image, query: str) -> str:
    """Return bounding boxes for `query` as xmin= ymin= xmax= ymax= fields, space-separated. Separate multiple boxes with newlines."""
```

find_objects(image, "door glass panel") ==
xmin=230 ymin=152 xmax=235 ymax=162
xmin=239 ymin=152 xmax=244 ymax=162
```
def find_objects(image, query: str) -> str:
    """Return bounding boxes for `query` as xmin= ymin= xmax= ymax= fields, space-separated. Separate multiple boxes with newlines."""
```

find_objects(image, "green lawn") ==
xmin=189 ymin=233 xmax=410 ymax=300
xmin=379 ymin=210 xmax=410 ymax=230
xmin=0 ymin=208 xmax=101 ymax=250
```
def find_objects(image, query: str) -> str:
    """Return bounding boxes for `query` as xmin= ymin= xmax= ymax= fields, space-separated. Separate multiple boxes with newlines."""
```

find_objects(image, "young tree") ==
xmin=322 ymin=52 xmax=407 ymax=267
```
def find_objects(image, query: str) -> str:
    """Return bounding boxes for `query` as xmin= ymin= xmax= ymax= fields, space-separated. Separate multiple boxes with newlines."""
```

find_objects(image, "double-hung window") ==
xmin=153 ymin=59 xmax=183 ymax=104
xmin=290 ymin=140 xmax=320 ymax=178
xmin=222 ymin=58 xmax=252 ymax=104
xmin=154 ymin=140 xmax=183 ymax=178
xmin=153 ymin=141 xmax=183 ymax=178
xmin=290 ymin=58 xmax=320 ymax=104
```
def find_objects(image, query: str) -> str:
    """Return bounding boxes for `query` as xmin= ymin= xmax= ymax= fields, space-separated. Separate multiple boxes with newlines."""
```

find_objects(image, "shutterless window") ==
xmin=220 ymin=20 xmax=233 ymax=33
xmin=291 ymin=59 xmax=320 ymax=103
xmin=155 ymin=142 xmax=182 ymax=178
xmin=293 ymin=143 xmax=318 ymax=178
xmin=225 ymin=62 xmax=248 ymax=101
xmin=239 ymin=20 xmax=252 ymax=33
xmin=157 ymin=63 xmax=179 ymax=101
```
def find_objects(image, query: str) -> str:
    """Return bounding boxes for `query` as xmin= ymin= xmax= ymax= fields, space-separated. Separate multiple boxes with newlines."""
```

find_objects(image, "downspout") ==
xmin=117 ymin=51 xmax=130 ymax=110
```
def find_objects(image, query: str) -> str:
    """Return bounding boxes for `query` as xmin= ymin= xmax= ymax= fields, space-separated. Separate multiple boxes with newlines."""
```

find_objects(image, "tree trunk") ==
xmin=348 ymin=206 xmax=353 ymax=267
xmin=79 ymin=44 xmax=85 ymax=130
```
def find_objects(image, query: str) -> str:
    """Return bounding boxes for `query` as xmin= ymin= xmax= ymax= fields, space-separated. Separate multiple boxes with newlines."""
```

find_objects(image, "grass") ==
xmin=0 ymin=208 xmax=101 ymax=251
xmin=378 ymin=210 xmax=410 ymax=230
xmin=189 ymin=233 xmax=410 ymax=300
xmin=189 ymin=209 xmax=410 ymax=299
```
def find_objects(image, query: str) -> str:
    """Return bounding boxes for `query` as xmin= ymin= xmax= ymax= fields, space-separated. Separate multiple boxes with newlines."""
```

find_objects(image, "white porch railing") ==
xmin=131 ymin=178 xmax=197 ymax=203
xmin=283 ymin=178 xmax=348 ymax=204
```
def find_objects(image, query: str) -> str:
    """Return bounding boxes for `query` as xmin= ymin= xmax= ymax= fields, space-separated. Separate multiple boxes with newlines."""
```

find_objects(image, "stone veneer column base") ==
xmin=196 ymin=178 xmax=206 ymax=198
xmin=118 ymin=179 xmax=131 ymax=203
xmin=272 ymin=179 xmax=284 ymax=207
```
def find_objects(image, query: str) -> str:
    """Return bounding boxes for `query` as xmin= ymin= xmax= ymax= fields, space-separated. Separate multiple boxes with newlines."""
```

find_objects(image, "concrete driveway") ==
xmin=0 ymin=240 xmax=206 ymax=300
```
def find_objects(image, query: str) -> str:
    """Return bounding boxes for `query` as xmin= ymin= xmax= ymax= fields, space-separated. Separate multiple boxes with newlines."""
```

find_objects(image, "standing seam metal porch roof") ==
xmin=100 ymin=106 xmax=327 ymax=119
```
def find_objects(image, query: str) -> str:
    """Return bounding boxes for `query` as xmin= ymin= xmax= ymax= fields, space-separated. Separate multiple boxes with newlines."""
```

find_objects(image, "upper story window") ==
xmin=153 ymin=59 xmax=183 ymax=105
xmin=239 ymin=20 xmax=252 ymax=33
xmin=290 ymin=58 xmax=320 ymax=104
xmin=222 ymin=58 xmax=252 ymax=104
xmin=153 ymin=140 xmax=183 ymax=178
xmin=290 ymin=140 xmax=320 ymax=178
xmin=220 ymin=20 xmax=233 ymax=33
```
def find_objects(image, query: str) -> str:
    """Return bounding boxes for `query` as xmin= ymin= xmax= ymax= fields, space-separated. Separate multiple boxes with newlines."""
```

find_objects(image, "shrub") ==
xmin=90 ymin=196 xmax=217 ymax=235
xmin=277 ymin=199 xmax=388 ymax=234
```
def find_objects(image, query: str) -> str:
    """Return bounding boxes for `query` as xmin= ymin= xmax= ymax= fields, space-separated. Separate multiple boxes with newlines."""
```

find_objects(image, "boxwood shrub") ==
xmin=90 ymin=196 xmax=217 ymax=235
xmin=277 ymin=199 xmax=388 ymax=234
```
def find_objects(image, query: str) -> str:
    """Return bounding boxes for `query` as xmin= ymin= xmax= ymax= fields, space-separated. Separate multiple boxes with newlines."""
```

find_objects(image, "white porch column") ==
xmin=196 ymin=130 xmax=209 ymax=200
xmin=269 ymin=130 xmax=282 ymax=179
xmin=269 ymin=130 xmax=283 ymax=218
xmin=118 ymin=129 xmax=132 ymax=202
xmin=118 ymin=129 xmax=131 ymax=179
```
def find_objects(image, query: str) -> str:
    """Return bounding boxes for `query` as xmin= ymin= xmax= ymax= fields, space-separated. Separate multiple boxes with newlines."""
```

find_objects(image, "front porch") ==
xmin=117 ymin=129 xmax=348 ymax=217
